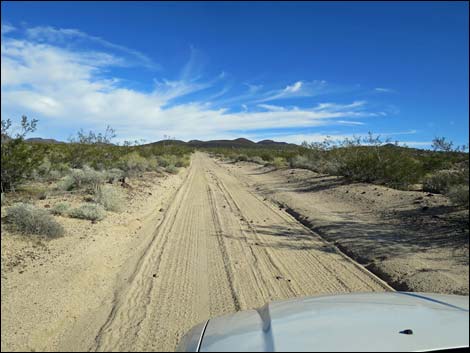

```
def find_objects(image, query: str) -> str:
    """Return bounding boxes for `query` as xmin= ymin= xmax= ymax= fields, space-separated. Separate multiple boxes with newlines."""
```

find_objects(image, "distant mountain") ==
xmin=26 ymin=137 xmax=65 ymax=144
xmin=140 ymin=137 xmax=299 ymax=149
xmin=257 ymin=139 xmax=292 ymax=146
xmin=12 ymin=136 xmax=298 ymax=149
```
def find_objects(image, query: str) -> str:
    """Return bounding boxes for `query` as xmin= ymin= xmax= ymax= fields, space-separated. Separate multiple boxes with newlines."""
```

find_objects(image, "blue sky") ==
xmin=1 ymin=1 xmax=468 ymax=147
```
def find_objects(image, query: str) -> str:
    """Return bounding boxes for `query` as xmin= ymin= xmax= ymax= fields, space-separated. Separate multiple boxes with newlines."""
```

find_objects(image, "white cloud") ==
xmin=336 ymin=120 xmax=365 ymax=126
xmin=257 ymin=104 xmax=287 ymax=112
xmin=1 ymin=25 xmax=387 ymax=143
xmin=375 ymin=87 xmax=394 ymax=93
xmin=284 ymin=81 xmax=303 ymax=93
xmin=24 ymin=25 xmax=158 ymax=70
xmin=1 ymin=23 xmax=16 ymax=34
xmin=256 ymin=80 xmax=328 ymax=102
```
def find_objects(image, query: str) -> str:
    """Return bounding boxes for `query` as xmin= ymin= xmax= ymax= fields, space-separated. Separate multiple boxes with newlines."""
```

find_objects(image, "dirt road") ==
xmin=91 ymin=152 xmax=391 ymax=351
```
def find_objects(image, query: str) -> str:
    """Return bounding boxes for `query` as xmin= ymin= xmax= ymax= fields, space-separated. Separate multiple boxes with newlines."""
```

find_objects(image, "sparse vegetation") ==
xmin=5 ymin=203 xmax=64 ymax=237
xmin=165 ymin=164 xmax=179 ymax=174
xmin=50 ymin=202 xmax=71 ymax=216
xmin=95 ymin=185 xmax=125 ymax=212
xmin=1 ymin=116 xmax=44 ymax=192
xmin=69 ymin=204 xmax=106 ymax=221
xmin=208 ymin=133 xmax=468 ymax=208
xmin=446 ymin=184 xmax=469 ymax=207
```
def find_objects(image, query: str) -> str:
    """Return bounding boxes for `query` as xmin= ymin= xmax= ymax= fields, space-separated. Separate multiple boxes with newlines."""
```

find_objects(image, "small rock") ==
xmin=148 ymin=192 xmax=152 ymax=195
xmin=159 ymin=208 xmax=164 ymax=212
xmin=426 ymin=193 xmax=434 ymax=197
xmin=361 ymin=191 xmax=366 ymax=194
xmin=44 ymin=204 xmax=51 ymax=208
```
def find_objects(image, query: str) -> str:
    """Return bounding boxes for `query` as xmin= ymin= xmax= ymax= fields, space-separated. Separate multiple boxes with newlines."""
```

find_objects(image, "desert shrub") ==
xmin=50 ymin=202 xmax=71 ymax=216
xmin=422 ymin=170 xmax=466 ymax=194
xmin=249 ymin=156 xmax=266 ymax=165
xmin=175 ymin=155 xmax=190 ymax=168
xmin=157 ymin=154 xmax=178 ymax=168
xmin=165 ymin=164 xmax=179 ymax=174
xmin=37 ymin=158 xmax=52 ymax=177
xmin=271 ymin=157 xmax=287 ymax=169
xmin=289 ymin=155 xmax=315 ymax=170
xmin=259 ymin=152 xmax=274 ymax=162
xmin=147 ymin=157 xmax=159 ymax=171
xmin=69 ymin=204 xmax=106 ymax=221
xmin=329 ymin=145 xmax=424 ymax=189
xmin=48 ymin=170 xmax=62 ymax=180
xmin=95 ymin=185 xmax=125 ymax=212
xmin=446 ymin=184 xmax=469 ymax=207
xmin=106 ymin=168 xmax=124 ymax=183
xmin=236 ymin=154 xmax=248 ymax=162
xmin=58 ymin=175 xmax=75 ymax=191
xmin=120 ymin=152 xmax=149 ymax=176
xmin=1 ymin=116 xmax=44 ymax=192
xmin=59 ymin=166 xmax=106 ymax=192
xmin=5 ymin=202 xmax=64 ymax=237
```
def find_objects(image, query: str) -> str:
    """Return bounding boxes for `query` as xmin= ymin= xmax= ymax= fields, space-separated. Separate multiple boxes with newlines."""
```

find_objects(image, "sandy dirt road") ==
xmin=91 ymin=152 xmax=391 ymax=352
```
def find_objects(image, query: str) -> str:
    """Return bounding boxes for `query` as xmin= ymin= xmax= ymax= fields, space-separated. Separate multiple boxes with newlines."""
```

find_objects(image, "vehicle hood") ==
xmin=199 ymin=292 xmax=469 ymax=352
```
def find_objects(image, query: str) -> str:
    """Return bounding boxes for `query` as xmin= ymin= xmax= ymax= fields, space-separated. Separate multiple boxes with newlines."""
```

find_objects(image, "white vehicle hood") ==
xmin=199 ymin=292 xmax=469 ymax=352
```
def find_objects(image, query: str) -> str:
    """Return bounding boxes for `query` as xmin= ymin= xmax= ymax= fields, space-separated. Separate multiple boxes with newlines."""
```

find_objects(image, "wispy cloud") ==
xmin=1 ymin=24 xmax=394 ymax=143
xmin=24 ymin=25 xmax=159 ymax=70
xmin=255 ymin=80 xmax=328 ymax=102
xmin=375 ymin=87 xmax=395 ymax=93
xmin=1 ymin=23 xmax=16 ymax=35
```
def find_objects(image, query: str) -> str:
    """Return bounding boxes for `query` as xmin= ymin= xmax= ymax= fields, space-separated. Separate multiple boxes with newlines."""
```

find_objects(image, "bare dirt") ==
xmin=221 ymin=159 xmax=469 ymax=296
xmin=1 ymin=152 xmax=392 ymax=352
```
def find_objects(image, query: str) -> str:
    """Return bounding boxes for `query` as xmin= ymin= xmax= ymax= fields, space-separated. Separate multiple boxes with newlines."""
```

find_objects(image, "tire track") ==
xmin=90 ymin=152 xmax=392 ymax=352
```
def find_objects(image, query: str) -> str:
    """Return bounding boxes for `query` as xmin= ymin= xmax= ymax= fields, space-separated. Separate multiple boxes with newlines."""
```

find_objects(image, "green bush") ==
xmin=248 ymin=156 xmax=266 ymax=165
xmin=106 ymin=168 xmax=124 ymax=183
xmin=119 ymin=152 xmax=149 ymax=176
xmin=175 ymin=155 xmax=190 ymax=168
xmin=1 ymin=117 xmax=43 ymax=192
xmin=59 ymin=166 xmax=106 ymax=192
xmin=6 ymin=202 xmax=64 ymax=237
xmin=165 ymin=164 xmax=179 ymax=174
xmin=69 ymin=204 xmax=106 ymax=221
xmin=272 ymin=157 xmax=287 ymax=169
xmin=236 ymin=154 xmax=248 ymax=162
xmin=95 ymin=185 xmax=125 ymax=212
xmin=289 ymin=155 xmax=315 ymax=170
xmin=422 ymin=170 xmax=466 ymax=194
xmin=446 ymin=184 xmax=469 ymax=207
xmin=50 ymin=202 xmax=71 ymax=216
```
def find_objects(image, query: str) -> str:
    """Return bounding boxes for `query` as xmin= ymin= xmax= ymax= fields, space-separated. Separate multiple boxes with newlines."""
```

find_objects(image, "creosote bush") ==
xmin=6 ymin=203 xmax=64 ymax=237
xmin=422 ymin=170 xmax=466 ymax=194
xmin=446 ymin=184 xmax=469 ymax=207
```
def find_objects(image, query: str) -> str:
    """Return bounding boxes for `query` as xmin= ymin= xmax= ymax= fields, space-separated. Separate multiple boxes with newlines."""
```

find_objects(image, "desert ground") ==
xmin=1 ymin=152 xmax=467 ymax=352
